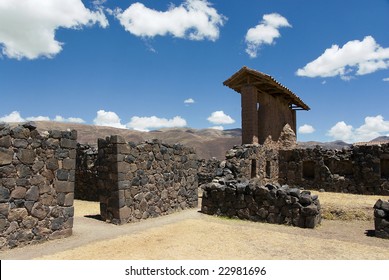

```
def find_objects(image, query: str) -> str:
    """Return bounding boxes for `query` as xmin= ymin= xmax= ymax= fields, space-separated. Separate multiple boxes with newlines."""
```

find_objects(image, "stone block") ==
xmin=62 ymin=158 xmax=75 ymax=170
xmin=60 ymin=138 xmax=77 ymax=149
xmin=17 ymin=149 xmax=36 ymax=165
xmin=31 ymin=202 xmax=50 ymax=220
xmin=0 ymin=148 xmax=13 ymax=166
xmin=25 ymin=186 xmax=39 ymax=201
xmin=64 ymin=193 xmax=74 ymax=207
xmin=110 ymin=135 xmax=126 ymax=144
xmin=0 ymin=135 xmax=12 ymax=148
xmin=55 ymin=181 xmax=74 ymax=193
xmin=0 ymin=186 xmax=10 ymax=202
xmin=11 ymin=187 xmax=27 ymax=199
xmin=8 ymin=208 xmax=28 ymax=222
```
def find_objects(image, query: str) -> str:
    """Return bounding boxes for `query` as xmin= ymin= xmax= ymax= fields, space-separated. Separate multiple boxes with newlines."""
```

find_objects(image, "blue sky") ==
xmin=1 ymin=0 xmax=389 ymax=143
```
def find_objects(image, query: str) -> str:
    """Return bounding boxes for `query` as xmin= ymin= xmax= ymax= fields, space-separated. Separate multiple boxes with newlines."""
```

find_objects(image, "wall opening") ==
xmin=251 ymin=159 xmax=257 ymax=178
xmin=381 ymin=159 xmax=389 ymax=179
xmin=303 ymin=161 xmax=315 ymax=180
xmin=265 ymin=161 xmax=271 ymax=179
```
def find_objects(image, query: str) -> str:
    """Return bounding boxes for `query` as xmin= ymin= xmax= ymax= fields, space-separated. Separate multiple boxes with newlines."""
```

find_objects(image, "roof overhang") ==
xmin=223 ymin=66 xmax=310 ymax=111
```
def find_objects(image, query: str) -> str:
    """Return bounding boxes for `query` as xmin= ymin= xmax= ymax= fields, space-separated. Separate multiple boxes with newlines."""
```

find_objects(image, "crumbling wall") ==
xmin=279 ymin=145 xmax=389 ymax=195
xmin=374 ymin=199 xmax=389 ymax=239
xmin=97 ymin=136 xmax=198 ymax=224
xmin=0 ymin=123 xmax=76 ymax=249
xmin=201 ymin=177 xmax=321 ymax=228
xmin=224 ymin=144 xmax=279 ymax=184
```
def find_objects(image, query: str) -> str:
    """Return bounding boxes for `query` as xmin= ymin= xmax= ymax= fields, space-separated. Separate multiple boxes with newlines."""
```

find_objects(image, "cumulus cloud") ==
xmin=53 ymin=116 xmax=85 ymax=124
xmin=127 ymin=116 xmax=187 ymax=132
xmin=297 ymin=36 xmax=389 ymax=80
xmin=0 ymin=0 xmax=108 ymax=60
xmin=0 ymin=111 xmax=85 ymax=123
xmin=93 ymin=110 xmax=126 ymax=129
xmin=245 ymin=13 xmax=291 ymax=58
xmin=207 ymin=111 xmax=235 ymax=125
xmin=0 ymin=111 xmax=25 ymax=122
xmin=383 ymin=77 xmax=389 ymax=82
xmin=184 ymin=98 xmax=195 ymax=104
xmin=114 ymin=0 xmax=226 ymax=41
xmin=298 ymin=124 xmax=315 ymax=134
xmin=328 ymin=115 xmax=389 ymax=142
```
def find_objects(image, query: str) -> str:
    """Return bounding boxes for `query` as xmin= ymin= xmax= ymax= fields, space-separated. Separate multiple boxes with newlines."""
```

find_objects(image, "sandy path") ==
xmin=1 ymin=205 xmax=389 ymax=260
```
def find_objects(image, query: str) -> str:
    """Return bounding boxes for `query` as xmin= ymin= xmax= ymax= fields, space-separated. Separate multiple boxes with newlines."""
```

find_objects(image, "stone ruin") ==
xmin=0 ymin=123 xmax=76 ymax=249
xmin=97 ymin=136 xmax=198 ymax=225
xmin=374 ymin=199 xmax=389 ymax=239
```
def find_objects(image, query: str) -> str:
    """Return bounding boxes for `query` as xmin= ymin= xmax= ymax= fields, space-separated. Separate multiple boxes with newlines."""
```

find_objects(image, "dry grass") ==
xmin=315 ymin=191 xmax=388 ymax=221
xmin=17 ymin=191 xmax=389 ymax=260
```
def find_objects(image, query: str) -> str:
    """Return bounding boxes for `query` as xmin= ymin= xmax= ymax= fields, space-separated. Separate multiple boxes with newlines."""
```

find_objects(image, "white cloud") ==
xmin=114 ymin=0 xmax=226 ymax=41
xmin=127 ymin=116 xmax=187 ymax=132
xmin=298 ymin=124 xmax=315 ymax=134
xmin=297 ymin=36 xmax=389 ymax=80
xmin=93 ymin=110 xmax=126 ymax=129
xmin=327 ymin=121 xmax=354 ymax=142
xmin=26 ymin=116 xmax=50 ymax=121
xmin=0 ymin=111 xmax=25 ymax=122
xmin=207 ymin=111 xmax=235 ymax=125
xmin=209 ymin=126 xmax=224 ymax=130
xmin=53 ymin=116 xmax=85 ymax=124
xmin=383 ymin=77 xmax=389 ymax=82
xmin=0 ymin=111 xmax=85 ymax=124
xmin=0 ymin=0 xmax=108 ymax=60
xmin=245 ymin=13 xmax=291 ymax=58
xmin=328 ymin=115 xmax=389 ymax=142
xmin=184 ymin=98 xmax=195 ymax=104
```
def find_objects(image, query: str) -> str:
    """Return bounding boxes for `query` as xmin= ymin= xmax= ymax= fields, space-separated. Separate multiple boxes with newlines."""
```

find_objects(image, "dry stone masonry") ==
xmin=279 ymin=145 xmax=389 ymax=195
xmin=97 ymin=136 xmax=199 ymax=224
xmin=0 ymin=122 xmax=76 ymax=249
xmin=201 ymin=163 xmax=322 ymax=228
xmin=374 ymin=199 xmax=389 ymax=239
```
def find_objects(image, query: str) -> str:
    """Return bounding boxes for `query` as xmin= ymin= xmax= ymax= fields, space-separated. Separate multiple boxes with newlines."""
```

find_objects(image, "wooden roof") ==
xmin=223 ymin=66 xmax=310 ymax=110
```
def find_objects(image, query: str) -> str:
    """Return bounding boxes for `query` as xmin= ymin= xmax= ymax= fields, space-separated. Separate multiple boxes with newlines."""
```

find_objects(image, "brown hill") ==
xmin=29 ymin=121 xmax=241 ymax=160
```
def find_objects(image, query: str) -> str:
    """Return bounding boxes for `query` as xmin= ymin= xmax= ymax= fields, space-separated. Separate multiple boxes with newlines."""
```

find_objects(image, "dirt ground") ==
xmin=1 ymin=192 xmax=389 ymax=260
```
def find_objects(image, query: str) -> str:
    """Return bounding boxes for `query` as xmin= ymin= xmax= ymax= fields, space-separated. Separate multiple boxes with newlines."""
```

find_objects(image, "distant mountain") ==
xmin=7 ymin=121 xmax=387 ymax=159
xmin=370 ymin=136 xmax=389 ymax=142
xmin=297 ymin=140 xmax=352 ymax=150
xmin=28 ymin=121 xmax=241 ymax=160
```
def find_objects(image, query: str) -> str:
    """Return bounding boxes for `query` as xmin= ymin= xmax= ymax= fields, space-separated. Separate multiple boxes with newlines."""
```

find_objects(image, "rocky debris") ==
xmin=98 ymin=136 xmax=199 ymax=225
xmin=201 ymin=163 xmax=321 ymax=228
xmin=374 ymin=199 xmax=389 ymax=239
xmin=0 ymin=122 xmax=76 ymax=250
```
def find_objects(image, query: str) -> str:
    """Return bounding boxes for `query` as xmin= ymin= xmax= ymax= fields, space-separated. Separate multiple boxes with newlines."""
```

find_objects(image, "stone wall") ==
xmin=97 ymin=136 xmax=199 ymax=225
xmin=75 ymin=144 xmax=98 ymax=201
xmin=201 ymin=173 xmax=321 ymax=228
xmin=0 ymin=123 xmax=76 ymax=249
xmin=374 ymin=199 xmax=389 ymax=239
xmin=279 ymin=145 xmax=389 ymax=195
xmin=224 ymin=144 xmax=279 ymax=184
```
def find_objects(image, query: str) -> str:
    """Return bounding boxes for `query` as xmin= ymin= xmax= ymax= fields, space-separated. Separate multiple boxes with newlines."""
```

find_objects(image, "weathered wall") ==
xmin=97 ymin=136 xmax=199 ymax=225
xmin=75 ymin=144 xmax=98 ymax=201
xmin=374 ymin=199 xmax=389 ymax=239
xmin=224 ymin=144 xmax=280 ymax=184
xmin=201 ymin=177 xmax=322 ymax=228
xmin=0 ymin=123 xmax=76 ymax=249
xmin=278 ymin=145 xmax=389 ymax=195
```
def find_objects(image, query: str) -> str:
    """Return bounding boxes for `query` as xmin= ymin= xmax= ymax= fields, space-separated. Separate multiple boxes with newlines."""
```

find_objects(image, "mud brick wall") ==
xmin=278 ymin=145 xmax=389 ymax=195
xmin=97 ymin=136 xmax=199 ymax=225
xmin=0 ymin=122 xmax=76 ymax=249
xmin=201 ymin=177 xmax=321 ymax=229
xmin=374 ymin=199 xmax=389 ymax=239
xmin=75 ymin=144 xmax=98 ymax=201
